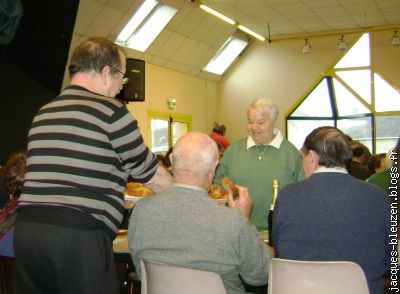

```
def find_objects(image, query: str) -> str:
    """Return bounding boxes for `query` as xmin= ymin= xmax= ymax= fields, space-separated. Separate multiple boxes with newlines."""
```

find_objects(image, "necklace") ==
xmin=255 ymin=144 xmax=268 ymax=160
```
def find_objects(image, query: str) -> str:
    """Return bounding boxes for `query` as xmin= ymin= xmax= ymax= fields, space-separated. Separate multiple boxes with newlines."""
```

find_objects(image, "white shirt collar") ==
xmin=173 ymin=183 xmax=207 ymax=192
xmin=246 ymin=128 xmax=283 ymax=150
xmin=314 ymin=166 xmax=348 ymax=174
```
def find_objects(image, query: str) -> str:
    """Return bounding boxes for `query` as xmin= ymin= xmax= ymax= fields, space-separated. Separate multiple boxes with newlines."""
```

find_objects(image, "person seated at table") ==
xmin=0 ymin=151 xmax=27 ymax=257
xmin=367 ymin=146 xmax=396 ymax=197
xmin=273 ymin=126 xmax=390 ymax=294
xmin=348 ymin=142 xmax=372 ymax=180
xmin=0 ymin=178 xmax=8 ymax=209
xmin=128 ymin=132 xmax=271 ymax=294
xmin=367 ymin=153 xmax=387 ymax=175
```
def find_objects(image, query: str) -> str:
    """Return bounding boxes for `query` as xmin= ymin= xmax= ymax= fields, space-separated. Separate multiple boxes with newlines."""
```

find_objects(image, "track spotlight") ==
xmin=302 ymin=39 xmax=311 ymax=54
xmin=338 ymin=35 xmax=347 ymax=51
xmin=391 ymin=31 xmax=400 ymax=47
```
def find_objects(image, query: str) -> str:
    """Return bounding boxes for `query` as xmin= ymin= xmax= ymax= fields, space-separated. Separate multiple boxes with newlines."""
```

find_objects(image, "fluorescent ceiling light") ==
xmin=204 ymin=34 xmax=248 ymax=75
xmin=116 ymin=0 xmax=177 ymax=52
xmin=117 ymin=0 xmax=157 ymax=43
xmin=199 ymin=4 xmax=235 ymax=25
xmin=237 ymin=24 xmax=265 ymax=41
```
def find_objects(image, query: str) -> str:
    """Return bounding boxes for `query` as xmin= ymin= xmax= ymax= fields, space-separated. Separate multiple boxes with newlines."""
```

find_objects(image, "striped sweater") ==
xmin=18 ymin=85 xmax=158 ymax=237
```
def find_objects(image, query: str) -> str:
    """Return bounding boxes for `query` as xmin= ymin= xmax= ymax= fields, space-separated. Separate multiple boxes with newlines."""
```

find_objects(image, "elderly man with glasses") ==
xmin=14 ymin=37 xmax=172 ymax=293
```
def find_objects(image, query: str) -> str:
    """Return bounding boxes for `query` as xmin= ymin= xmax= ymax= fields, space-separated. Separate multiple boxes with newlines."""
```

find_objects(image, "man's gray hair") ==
xmin=247 ymin=98 xmax=279 ymax=121
xmin=172 ymin=132 xmax=218 ymax=178
xmin=302 ymin=126 xmax=353 ymax=168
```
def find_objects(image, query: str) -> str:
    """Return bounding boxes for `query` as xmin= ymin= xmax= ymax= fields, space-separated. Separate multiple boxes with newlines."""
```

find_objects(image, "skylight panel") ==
xmin=116 ymin=0 xmax=177 ymax=52
xmin=203 ymin=33 xmax=248 ymax=75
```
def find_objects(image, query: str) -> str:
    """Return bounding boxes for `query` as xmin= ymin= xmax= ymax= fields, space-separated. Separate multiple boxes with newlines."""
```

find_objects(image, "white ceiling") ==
xmin=73 ymin=0 xmax=400 ymax=81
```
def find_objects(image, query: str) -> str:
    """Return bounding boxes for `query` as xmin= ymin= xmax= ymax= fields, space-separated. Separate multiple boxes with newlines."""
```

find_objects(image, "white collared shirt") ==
xmin=246 ymin=128 xmax=283 ymax=150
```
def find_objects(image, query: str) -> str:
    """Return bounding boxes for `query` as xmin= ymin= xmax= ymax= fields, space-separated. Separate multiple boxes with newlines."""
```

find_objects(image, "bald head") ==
xmin=172 ymin=132 xmax=219 ymax=184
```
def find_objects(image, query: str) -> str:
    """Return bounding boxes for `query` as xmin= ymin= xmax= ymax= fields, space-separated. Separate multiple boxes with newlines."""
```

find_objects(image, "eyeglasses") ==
xmin=113 ymin=67 xmax=130 ymax=85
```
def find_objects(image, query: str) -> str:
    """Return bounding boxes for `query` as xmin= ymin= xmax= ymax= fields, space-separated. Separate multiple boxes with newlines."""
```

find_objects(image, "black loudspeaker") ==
xmin=117 ymin=58 xmax=145 ymax=103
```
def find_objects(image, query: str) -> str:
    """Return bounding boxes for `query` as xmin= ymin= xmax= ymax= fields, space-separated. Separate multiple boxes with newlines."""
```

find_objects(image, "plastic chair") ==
xmin=140 ymin=259 xmax=226 ymax=294
xmin=268 ymin=258 xmax=370 ymax=294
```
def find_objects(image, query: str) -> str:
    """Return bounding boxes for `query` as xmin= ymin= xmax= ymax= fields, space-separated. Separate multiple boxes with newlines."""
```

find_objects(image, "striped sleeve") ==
xmin=108 ymin=108 xmax=158 ymax=183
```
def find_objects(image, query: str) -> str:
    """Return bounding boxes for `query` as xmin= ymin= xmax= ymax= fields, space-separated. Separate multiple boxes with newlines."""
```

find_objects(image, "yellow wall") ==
xmin=126 ymin=63 xmax=218 ymax=145
xmin=63 ymin=30 xmax=399 ymax=147
xmin=372 ymin=32 xmax=400 ymax=88
xmin=63 ymin=44 xmax=220 ymax=146
xmin=217 ymin=30 xmax=400 ymax=143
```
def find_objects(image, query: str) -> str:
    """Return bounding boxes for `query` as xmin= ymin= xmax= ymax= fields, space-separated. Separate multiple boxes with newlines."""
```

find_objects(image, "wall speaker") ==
xmin=117 ymin=58 xmax=145 ymax=103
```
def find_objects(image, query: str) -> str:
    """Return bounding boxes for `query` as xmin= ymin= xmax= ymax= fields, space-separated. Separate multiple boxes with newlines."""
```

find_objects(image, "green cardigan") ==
xmin=214 ymin=138 xmax=304 ymax=230
xmin=367 ymin=169 xmax=390 ymax=194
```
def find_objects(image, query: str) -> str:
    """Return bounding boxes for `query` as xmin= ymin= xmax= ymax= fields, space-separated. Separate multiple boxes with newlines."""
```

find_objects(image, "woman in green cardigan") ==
xmin=214 ymin=98 xmax=304 ymax=231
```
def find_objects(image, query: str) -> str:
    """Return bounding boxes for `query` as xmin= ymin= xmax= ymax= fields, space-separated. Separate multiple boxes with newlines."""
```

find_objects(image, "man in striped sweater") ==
xmin=14 ymin=37 xmax=172 ymax=293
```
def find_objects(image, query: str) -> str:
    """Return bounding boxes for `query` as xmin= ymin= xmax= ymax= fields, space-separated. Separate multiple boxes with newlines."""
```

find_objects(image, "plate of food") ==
xmin=124 ymin=182 xmax=154 ymax=203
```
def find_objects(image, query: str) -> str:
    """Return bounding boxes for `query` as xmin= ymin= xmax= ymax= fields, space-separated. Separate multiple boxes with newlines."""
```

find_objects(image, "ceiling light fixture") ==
xmin=196 ymin=3 xmax=265 ymax=42
xmin=302 ymin=39 xmax=311 ymax=54
xmin=237 ymin=25 xmax=265 ymax=41
xmin=117 ymin=0 xmax=157 ymax=43
xmin=203 ymin=31 xmax=248 ymax=75
xmin=338 ymin=35 xmax=347 ymax=51
xmin=116 ymin=0 xmax=177 ymax=52
xmin=391 ymin=31 xmax=400 ymax=47
xmin=199 ymin=4 xmax=235 ymax=25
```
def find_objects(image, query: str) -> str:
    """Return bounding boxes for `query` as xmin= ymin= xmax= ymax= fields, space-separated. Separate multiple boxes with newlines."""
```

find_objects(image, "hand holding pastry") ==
xmin=227 ymin=185 xmax=253 ymax=220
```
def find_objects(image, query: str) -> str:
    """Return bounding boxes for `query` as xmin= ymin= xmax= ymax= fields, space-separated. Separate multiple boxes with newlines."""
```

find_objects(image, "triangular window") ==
xmin=287 ymin=32 xmax=399 ymax=153
xmin=291 ymin=79 xmax=332 ymax=117
xmin=333 ymin=78 xmax=370 ymax=116
xmin=374 ymin=73 xmax=400 ymax=112
xmin=336 ymin=70 xmax=371 ymax=104
xmin=334 ymin=33 xmax=370 ymax=68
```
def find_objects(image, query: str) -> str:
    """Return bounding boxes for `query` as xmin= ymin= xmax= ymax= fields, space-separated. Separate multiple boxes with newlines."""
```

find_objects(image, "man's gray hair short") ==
xmin=172 ymin=133 xmax=218 ymax=178
xmin=302 ymin=126 xmax=353 ymax=168
xmin=247 ymin=98 xmax=279 ymax=121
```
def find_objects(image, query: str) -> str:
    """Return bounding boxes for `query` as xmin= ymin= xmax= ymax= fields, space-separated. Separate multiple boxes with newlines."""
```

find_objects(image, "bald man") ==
xmin=128 ymin=132 xmax=271 ymax=294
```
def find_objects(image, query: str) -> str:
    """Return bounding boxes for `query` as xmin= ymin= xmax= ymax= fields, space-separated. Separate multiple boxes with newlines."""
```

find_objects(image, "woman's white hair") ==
xmin=247 ymin=98 xmax=279 ymax=121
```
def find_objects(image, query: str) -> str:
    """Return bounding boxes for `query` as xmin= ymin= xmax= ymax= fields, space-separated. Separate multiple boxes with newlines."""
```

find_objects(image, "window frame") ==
xmin=147 ymin=109 xmax=192 ymax=153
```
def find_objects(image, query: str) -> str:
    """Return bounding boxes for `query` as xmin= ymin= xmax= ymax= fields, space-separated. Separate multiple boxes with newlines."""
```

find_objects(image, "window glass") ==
xmin=333 ymin=78 xmax=371 ymax=116
xmin=374 ymin=73 xmax=400 ymax=112
xmin=287 ymin=32 xmax=399 ymax=154
xmin=336 ymin=70 xmax=371 ymax=104
xmin=334 ymin=33 xmax=370 ymax=68
xmin=172 ymin=121 xmax=189 ymax=145
xmin=148 ymin=110 xmax=192 ymax=152
xmin=337 ymin=117 xmax=373 ymax=152
xmin=291 ymin=78 xmax=332 ymax=117
xmin=375 ymin=116 xmax=400 ymax=153
xmin=287 ymin=119 xmax=334 ymax=149
xmin=151 ymin=119 xmax=169 ymax=153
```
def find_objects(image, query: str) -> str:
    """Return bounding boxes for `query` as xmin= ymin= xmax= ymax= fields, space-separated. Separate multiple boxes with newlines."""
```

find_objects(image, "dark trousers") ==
xmin=14 ymin=221 xmax=119 ymax=294
xmin=241 ymin=276 xmax=268 ymax=294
